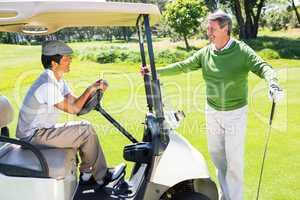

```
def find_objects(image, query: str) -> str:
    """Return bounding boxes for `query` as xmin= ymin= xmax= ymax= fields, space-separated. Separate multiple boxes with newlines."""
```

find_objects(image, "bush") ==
xmin=156 ymin=49 xmax=195 ymax=65
xmin=94 ymin=48 xmax=141 ymax=64
xmin=119 ymin=51 xmax=129 ymax=62
xmin=174 ymin=50 xmax=189 ymax=60
xmin=126 ymin=52 xmax=141 ymax=63
xmin=258 ymin=48 xmax=280 ymax=60
xmin=279 ymin=47 xmax=300 ymax=59
xmin=157 ymin=50 xmax=177 ymax=64
xmin=96 ymin=50 xmax=119 ymax=63
xmin=73 ymin=46 xmax=196 ymax=65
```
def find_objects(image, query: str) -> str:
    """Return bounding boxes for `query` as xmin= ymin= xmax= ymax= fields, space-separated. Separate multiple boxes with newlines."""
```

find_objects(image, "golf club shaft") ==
xmin=256 ymin=101 xmax=276 ymax=200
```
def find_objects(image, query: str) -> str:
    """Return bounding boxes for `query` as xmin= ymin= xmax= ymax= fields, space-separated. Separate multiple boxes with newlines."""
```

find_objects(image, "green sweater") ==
xmin=158 ymin=39 xmax=277 ymax=111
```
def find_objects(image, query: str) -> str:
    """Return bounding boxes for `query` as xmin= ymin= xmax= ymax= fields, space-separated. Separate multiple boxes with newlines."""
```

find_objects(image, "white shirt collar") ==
xmin=213 ymin=38 xmax=233 ymax=51
xmin=45 ymin=69 xmax=63 ymax=84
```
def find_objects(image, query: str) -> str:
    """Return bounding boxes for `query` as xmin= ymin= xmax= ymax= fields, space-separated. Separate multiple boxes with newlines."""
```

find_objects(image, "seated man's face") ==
xmin=57 ymin=55 xmax=72 ymax=73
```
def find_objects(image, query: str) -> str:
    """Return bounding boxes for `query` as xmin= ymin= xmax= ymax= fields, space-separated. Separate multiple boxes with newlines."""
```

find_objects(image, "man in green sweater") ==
xmin=142 ymin=11 xmax=284 ymax=200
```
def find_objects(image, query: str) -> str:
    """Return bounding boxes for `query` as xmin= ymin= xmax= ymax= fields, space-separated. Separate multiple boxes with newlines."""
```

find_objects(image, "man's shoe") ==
xmin=103 ymin=163 xmax=126 ymax=185
xmin=79 ymin=172 xmax=97 ymax=186
xmin=80 ymin=163 xmax=126 ymax=189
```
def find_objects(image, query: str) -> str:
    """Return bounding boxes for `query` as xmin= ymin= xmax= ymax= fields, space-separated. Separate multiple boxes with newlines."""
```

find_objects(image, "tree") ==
xmin=262 ymin=10 xmax=292 ymax=31
xmin=203 ymin=0 xmax=266 ymax=39
xmin=264 ymin=0 xmax=300 ymax=27
xmin=164 ymin=0 xmax=208 ymax=49
xmin=229 ymin=0 xmax=266 ymax=39
xmin=289 ymin=0 xmax=300 ymax=26
xmin=204 ymin=0 xmax=219 ymax=11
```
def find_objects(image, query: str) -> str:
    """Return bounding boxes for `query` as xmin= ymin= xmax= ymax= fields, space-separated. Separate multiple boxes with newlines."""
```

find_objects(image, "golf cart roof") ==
xmin=0 ymin=0 xmax=161 ymax=35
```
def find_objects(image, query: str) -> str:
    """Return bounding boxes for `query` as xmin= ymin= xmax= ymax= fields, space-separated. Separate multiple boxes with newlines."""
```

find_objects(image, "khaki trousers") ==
xmin=206 ymin=104 xmax=248 ymax=200
xmin=30 ymin=121 xmax=107 ymax=181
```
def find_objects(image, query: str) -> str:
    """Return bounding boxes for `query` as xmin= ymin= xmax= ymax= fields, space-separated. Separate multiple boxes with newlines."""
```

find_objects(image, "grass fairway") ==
xmin=0 ymin=38 xmax=299 ymax=200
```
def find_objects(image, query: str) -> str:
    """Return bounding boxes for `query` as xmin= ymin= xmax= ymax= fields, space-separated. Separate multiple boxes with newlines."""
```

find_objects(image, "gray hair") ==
xmin=208 ymin=10 xmax=232 ymax=35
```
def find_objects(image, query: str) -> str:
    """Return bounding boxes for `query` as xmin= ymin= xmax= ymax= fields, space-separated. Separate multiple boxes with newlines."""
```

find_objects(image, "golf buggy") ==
xmin=0 ymin=1 xmax=218 ymax=200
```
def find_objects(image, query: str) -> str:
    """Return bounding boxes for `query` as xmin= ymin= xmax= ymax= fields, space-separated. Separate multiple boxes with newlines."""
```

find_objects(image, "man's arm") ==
xmin=65 ymin=93 xmax=77 ymax=103
xmin=157 ymin=49 xmax=204 ymax=76
xmin=55 ymin=80 xmax=107 ymax=114
xmin=246 ymin=45 xmax=278 ymax=83
xmin=245 ymin=45 xmax=284 ymax=102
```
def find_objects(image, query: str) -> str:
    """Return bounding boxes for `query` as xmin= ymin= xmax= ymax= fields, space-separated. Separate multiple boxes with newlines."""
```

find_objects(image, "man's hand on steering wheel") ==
xmin=77 ymin=80 xmax=108 ymax=116
xmin=89 ymin=79 xmax=109 ymax=94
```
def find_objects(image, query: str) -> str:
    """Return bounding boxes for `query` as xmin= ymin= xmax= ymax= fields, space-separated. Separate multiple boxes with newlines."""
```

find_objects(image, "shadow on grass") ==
xmin=176 ymin=46 xmax=200 ymax=52
xmin=243 ymin=36 xmax=300 ymax=59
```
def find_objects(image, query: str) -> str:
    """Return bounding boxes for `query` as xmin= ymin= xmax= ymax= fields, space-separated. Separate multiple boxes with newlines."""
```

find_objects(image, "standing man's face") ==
xmin=207 ymin=20 xmax=228 ymax=44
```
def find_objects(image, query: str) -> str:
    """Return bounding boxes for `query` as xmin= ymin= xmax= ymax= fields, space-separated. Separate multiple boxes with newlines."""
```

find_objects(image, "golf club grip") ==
xmin=269 ymin=101 xmax=276 ymax=125
xmin=144 ymin=74 xmax=154 ymax=112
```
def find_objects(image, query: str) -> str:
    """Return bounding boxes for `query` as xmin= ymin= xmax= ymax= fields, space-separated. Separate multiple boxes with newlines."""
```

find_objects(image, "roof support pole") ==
xmin=137 ymin=15 xmax=153 ymax=113
xmin=143 ymin=14 xmax=164 ymax=121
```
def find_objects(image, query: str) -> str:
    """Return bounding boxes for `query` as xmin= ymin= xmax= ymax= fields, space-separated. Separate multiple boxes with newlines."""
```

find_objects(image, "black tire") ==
xmin=172 ymin=192 xmax=210 ymax=200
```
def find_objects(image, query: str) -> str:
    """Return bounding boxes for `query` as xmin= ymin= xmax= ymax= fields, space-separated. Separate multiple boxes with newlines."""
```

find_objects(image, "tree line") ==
xmin=0 ymin=0 xmax=299 ymax=48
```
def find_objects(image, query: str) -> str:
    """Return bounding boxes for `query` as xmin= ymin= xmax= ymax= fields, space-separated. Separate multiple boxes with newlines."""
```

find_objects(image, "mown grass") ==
xmin=0 ymin=32 xmax=300 ymax=199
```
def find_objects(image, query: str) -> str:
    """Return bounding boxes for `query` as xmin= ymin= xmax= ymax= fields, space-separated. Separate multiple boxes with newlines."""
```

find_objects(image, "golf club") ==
xmin=256 ymin=100 xmax=276 ymax=200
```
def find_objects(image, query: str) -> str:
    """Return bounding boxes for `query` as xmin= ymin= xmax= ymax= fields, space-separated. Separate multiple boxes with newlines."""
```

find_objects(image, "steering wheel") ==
xmin=77 ymin=90 xmax=103 ymax=116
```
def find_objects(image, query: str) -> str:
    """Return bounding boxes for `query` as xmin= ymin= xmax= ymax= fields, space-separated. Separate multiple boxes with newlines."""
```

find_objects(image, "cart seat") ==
xmin=0 ymin=96 xmax=77 ymax=180
xmin=0 ymin=145 xmax=77 ymax=179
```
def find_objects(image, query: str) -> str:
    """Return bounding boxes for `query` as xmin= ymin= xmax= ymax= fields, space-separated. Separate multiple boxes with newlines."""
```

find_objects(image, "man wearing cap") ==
xmin=141 ymin=11 xmax=284 ymax=200
xmin=17 ymin=40 xmax=123 ymax=188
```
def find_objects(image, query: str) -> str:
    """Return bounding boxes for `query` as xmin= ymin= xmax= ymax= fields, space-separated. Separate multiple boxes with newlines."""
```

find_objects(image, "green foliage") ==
xmin=97 ymin=50 xmax=119 ymax=64
xmin=0 ymin=27 xmax=136 ymax=45
xmin=157 ymin=50 xmax=178 ymax=64
xmin=244 ymin=36 xmax=300 ymax=59
xmin=74 ymin=46 xmax=196 ymax=65
xmin=278 ymin=47 xmax=300 ymax=59
xmin=258 ymin=48 xmax=280 ymax=59
xmin=163 ymin=0 xmax=208 ymax=48
xmin=156 ymin=16 xmax=172 ymax=38
xmin=126 ymin=52 xmax=141 ymax=63
xmin=261 ymin=11 xmax=292 ymax=31
xmin=156 ymin=49 xmax=194 ymax=64
xmin=260 ymin=0 xmax=300 ymax=30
